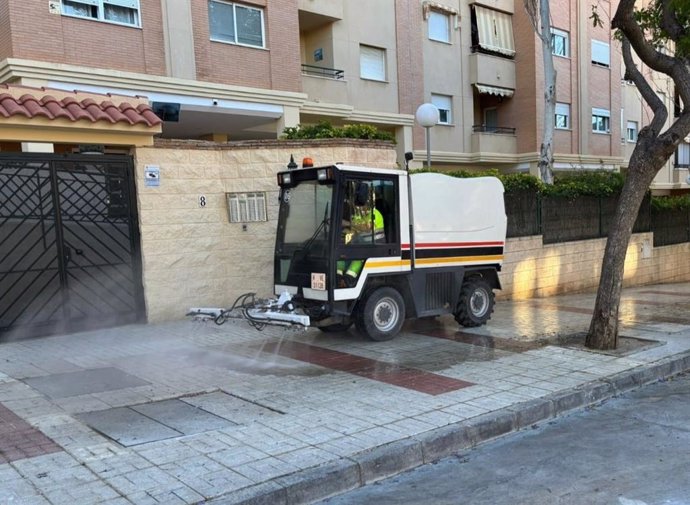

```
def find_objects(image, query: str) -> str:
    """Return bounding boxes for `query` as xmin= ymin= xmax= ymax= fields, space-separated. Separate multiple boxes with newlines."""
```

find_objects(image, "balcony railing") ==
xmin=301 ymin=64 xmax=344 ymax=80
xmin=472 ymin=125 xmax=516 ymax=134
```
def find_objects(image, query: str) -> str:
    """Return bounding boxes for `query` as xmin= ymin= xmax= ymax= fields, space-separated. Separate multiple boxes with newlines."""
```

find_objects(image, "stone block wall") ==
xmin=132 ymin=138 xmax=690 ymax=321
xmin=133 ymin=139 xmax=397 ymax=322
xmin=499 ymin=233 xmax=690 ymax=300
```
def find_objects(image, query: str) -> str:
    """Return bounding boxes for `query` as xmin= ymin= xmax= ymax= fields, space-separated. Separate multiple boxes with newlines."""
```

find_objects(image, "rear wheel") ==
xmin=355 ymin=287 xmax=405 ymax=341
xmin=454 ymin=277 xmax=495 ymax=327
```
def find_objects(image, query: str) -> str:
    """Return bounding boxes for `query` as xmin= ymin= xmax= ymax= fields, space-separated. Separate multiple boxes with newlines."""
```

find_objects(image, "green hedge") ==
xmin=414 ymin=169 xmax=627 ymax=197
xmin=281 ymin=120 xmax=396 ymax=142
xmin=651 ymin=195 xmax=690 ymax=211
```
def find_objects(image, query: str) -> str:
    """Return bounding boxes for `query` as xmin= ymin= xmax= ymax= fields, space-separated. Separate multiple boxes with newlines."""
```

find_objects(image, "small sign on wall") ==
xmin=314 ymin=48 xmax=323 ymax=62
xmin=144 ymin=165 xmax=160 ymax=187
xmin=48 ymin=1 xmax=60 ymax=14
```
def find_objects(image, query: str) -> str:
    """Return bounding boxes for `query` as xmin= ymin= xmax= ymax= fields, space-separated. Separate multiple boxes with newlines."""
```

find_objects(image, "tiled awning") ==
xmin=0 ymin=84 xmax=162 ymax=145
xmin=475 ymin=84 xmax=514 ymax=98
xmin=0 ymin=85 xmax=161 ymax=127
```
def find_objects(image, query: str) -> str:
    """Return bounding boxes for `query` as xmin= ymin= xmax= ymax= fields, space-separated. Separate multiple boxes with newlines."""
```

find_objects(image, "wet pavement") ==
xmin=1 ymin=283 xmax=690 ymax=504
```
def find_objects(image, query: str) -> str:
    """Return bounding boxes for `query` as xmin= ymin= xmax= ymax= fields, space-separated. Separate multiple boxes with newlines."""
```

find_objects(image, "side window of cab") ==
xmin=340 ymin=178 xmax=397 ymax=245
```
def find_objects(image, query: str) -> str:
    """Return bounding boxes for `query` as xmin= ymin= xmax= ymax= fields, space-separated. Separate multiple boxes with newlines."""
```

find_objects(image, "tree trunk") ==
xmin=537 ymin=0 xmax=555 ymax=185
xmin=586 ymin=154 xmax=658 ymax=350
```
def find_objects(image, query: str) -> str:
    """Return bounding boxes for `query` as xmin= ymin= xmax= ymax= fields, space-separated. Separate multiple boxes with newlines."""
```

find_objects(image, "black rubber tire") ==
xmin=317 ymin=321 xmax=353 ymax=333
xmin=354 ymin=287 xmax=405 ymax=341
xmin=454 ymin=277 xmax=495 ymax=327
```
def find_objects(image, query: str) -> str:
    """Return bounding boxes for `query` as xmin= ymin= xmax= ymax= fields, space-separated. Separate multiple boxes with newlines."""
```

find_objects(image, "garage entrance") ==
xmin=0 ymin=153 xmax=145 ymax=339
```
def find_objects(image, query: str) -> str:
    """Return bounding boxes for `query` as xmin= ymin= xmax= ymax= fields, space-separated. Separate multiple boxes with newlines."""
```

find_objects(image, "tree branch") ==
xmin=621 ymin=37 xmax=667 ymax=137
xmin=613 ymin=0 xmax=676 ymax=75
xmin=660 ymin=0 xmax=685 ymax=41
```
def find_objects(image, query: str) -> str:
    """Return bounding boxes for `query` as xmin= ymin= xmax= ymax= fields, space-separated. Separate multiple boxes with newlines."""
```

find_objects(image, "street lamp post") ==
xmin=415 ymin=103 xmax=439 ymax=170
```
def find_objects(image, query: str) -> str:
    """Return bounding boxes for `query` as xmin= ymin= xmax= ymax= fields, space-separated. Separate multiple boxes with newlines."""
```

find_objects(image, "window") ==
xmin=626 ymin=121 xmax=638 ymax=142
xmin=360 ymin=45 xmax=386 ymax=81
xmin=551 ymin=28 xmax=569 ymax=57
xmin=676 ymin=142 xmax=690 ymax=168
xmin=592 ymin=40 xmax=610 ymax=67
xmin=471 ymin=5 xmax=515 ymax=57
xmin=226 ymin=192 xmax=267 ymax=223
xmin=428 ymin=10 xmax=451 ymax=43
xmin=592 ymin=108 xmax=611 ymax=133
xmin=555 ymin=103 xmax=570 ymax=129
xmin=209 ymin=0 xmax=265 ymax=48
xmin=61 ymin=0 xmax=140 ymax=27
xmin=431 ymin=94 xmax=452 ymax=124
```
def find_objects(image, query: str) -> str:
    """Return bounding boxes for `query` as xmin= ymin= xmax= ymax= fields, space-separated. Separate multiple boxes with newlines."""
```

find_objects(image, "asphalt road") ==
xmin=317 ymin=372 xmax=690 ymax=505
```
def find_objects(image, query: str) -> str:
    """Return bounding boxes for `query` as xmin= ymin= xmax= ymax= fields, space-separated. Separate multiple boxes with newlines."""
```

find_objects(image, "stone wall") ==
xmin=133 ymin=139 xmax=690 ymax=321
xmin=133 ymin=139 xmax=397 ymax=322
xmin=499 ymin=233 xmax=690 ymax=300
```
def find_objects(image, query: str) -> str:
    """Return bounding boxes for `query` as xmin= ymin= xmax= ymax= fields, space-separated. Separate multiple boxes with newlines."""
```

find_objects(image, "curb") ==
xmin=211 ymin=351 xmax=690 ymax=505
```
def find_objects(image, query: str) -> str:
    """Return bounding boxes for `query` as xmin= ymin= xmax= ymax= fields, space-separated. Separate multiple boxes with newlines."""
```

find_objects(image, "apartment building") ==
xmin=0 ymin=0 xmax=686 ymax=189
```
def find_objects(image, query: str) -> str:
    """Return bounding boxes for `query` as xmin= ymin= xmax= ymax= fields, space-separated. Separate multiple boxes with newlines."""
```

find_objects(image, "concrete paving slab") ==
xmin=24 ymin=367 xmax=149 ymax=399
xmin=77 ymin=407 xmax=181 ymax=446
xmin=132 ymin=399 xmax=237 ymax=434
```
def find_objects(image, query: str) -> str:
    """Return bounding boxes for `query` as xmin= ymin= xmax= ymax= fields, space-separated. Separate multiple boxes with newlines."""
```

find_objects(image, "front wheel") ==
xmin=454 ymin=277 xmax=495 ymax=327
xmin=355 ymin=287 xmax=406 ymax=341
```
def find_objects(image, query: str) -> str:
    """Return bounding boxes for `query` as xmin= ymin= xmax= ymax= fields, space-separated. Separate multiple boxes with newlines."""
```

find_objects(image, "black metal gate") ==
xmin=0 ymin=154 xmax=145 ymax=339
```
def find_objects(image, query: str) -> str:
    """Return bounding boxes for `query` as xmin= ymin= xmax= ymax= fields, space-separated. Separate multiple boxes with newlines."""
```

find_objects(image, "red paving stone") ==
xmin=258 ymin=341 xmax=474 ymax=395
xmin=0 ymin=403 xmax=62 ymax=464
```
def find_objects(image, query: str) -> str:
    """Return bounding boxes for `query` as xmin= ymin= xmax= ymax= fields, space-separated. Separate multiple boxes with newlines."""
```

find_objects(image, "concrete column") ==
xmin=21 ymin=143 xmax=54 ymax=153
xmin=161 ymin=0 xmax=197 ymax=80
xmin=276 ymin=105 xmax=300 ymax=138
xmin=395 ymin=125 xmax=414 ymax=169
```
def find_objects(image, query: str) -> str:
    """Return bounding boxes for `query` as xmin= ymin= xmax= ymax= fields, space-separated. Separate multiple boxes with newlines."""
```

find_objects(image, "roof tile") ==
xmin=0 ymin=85 xmax=162 ymax=128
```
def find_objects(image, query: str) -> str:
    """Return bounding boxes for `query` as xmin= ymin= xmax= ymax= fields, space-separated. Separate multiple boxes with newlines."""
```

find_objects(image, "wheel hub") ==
xmin=470 ymin=289 xmax=489 ymax=317
xmin=374 ymin=297 xmax=398 ymax=332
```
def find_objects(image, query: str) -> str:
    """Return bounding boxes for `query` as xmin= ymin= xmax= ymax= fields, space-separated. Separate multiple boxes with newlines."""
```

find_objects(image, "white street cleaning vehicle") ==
xmin=189 ymin=160 xmax=507 ymax=341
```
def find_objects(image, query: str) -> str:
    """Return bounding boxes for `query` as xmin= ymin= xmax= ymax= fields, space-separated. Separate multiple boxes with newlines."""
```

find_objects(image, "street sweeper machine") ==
xmin=188 ymin=160 xmax=507 ymax=341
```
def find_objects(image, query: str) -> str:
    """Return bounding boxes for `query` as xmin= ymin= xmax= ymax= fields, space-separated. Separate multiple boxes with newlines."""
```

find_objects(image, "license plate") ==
xmin=311 ymin=273 xmax=326 ymax=290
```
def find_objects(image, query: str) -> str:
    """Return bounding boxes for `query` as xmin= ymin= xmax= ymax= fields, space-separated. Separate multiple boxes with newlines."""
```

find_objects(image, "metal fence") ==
xmin=504 ymin=191 xmax=652 ymax=244
xmin=651 ymin=208 xmax=690 ymax=246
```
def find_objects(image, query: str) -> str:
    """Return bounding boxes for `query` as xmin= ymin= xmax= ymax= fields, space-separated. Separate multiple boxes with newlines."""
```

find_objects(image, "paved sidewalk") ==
xmin=2 ymin=283 xmax=690 ymax=505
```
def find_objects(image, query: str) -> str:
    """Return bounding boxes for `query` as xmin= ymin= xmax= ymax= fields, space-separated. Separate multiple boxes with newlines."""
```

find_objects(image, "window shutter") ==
xmin=474 ymin=6 xmax=515 ymax=56
xmin=104 ymin=0 xmax=138 ymax=8
xmin=428 ymin=11 xmax=450 ymax=42
xmin=360 ymin=45 xmax=386 ymax=81
xmin=592 ymin=40 xmax=610 ymax=66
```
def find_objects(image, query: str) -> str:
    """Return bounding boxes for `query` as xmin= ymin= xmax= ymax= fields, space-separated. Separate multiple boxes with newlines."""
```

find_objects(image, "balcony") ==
xmin=469 ymin=53 xmax=516 ymax=91
xmin=301 ymin=64 xmax=344 ymax=80
xmin=471 ymin=125 xmax=517 ymax=154
xmin=298 ymin=0 xmax=343 ymax=28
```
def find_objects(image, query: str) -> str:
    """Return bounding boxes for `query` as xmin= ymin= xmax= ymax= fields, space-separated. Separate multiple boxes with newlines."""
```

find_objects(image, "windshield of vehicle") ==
xmin=281 ymin=180 xmax=333 ymax=247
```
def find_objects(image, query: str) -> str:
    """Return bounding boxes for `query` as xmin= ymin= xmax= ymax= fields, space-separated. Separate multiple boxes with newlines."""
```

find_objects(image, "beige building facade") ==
xmin=0 ymin=0 xmax=686 ymax=184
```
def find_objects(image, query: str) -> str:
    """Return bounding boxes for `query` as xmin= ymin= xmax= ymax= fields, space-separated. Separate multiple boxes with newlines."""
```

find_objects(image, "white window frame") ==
xmin=431 ymin=94 xmax=453 ymax=124
xmin=60 ymin=0 xmax=141 ymax=27
xmin=555 ymin=103 xmax=570 ymax=130
xmin=626 ymin=121 xmax=638 ymax=142
xmin=360 ymin=45 xmax=386 ymax=82
xmin=551 ymin=28 xmax=569 ymax=57
xmin=226 ymin=192 xmax=267 ymax=223
xmin=592 ymin=108 xmax=611 ymax=133
xmin=428 ymin=10 xmax=451 ymax=43
xmin=208 ymin=0 xmax=266 ymax=49
xmin=591 ymin=40 xmax=610 ymax=67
